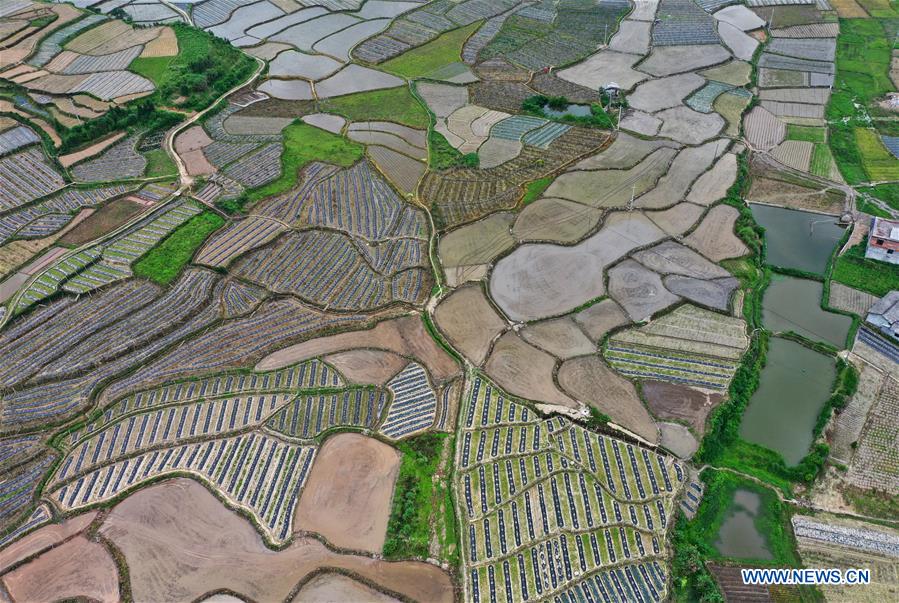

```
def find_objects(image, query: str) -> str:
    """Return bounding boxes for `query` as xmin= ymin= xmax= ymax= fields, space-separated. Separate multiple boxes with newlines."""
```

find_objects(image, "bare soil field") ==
xmin=100 ymin=479 xmax=454 ymax=603
xmin=829 ymin=282 xmax=879 ymax=317
xmin=435 ymin=285 xmax=508 ymax=366
xmin=438 ymin=212 xmax=516 ymax=280
xmin=512 ymin=197 xmax=602 ymax=243
xmin=484 ymin=332 xmax=578 ymax=409
xmin=557 ymin=354 xmax=658 ymax=443
xmin=746 ymin=176 xmax=845 ymax=214
xmin=642 ymin=380 xmax=723 ymax=433
xmin=659 ymin=422 xmax=699 ymax=459
xmin=574 ymin=132 xmax=680 ymax=171
xmin=2 ymin=535 xmax=119 ymax=603
xmin=322 ymin=349 xmax=407 ymax=386
xmin=292 ymin=573 xmax=401 ymax=602
xmin=256 ymin=315 xmax=461 ymax=383
xmin=295 ymin=434 xmax=400 ymax=554
xmin=59 ymin=132 xmax=125 ymax=168
xmin=520 ymin=317 xmax=596 ymax=359
xmin=646 ymin=203 xmax=705 ymax=236
xmin=687 ymin=153 xmax=738 ymax=206
xmin=0 ymin=511 xmax=97 ymax=573
xmin=683 ymin=204 xmax=750 ymax=262
xmin=59 ymin=198 xmax=144 ymax=245
xmin=572 ymin=299 xmax=631 ymax=341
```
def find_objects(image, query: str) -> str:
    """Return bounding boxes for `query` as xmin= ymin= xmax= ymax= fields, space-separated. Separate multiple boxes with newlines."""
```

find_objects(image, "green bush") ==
xmin=133 ymin=211 xmax=225 ymax=284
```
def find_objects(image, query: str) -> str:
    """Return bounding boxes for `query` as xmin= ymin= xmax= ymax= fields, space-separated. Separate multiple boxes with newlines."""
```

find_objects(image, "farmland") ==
xmin=1 ymin=1 xmax=898 ymax=601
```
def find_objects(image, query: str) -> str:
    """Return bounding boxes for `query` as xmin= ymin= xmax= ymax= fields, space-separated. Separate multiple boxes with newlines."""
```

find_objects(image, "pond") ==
xmin=750 ymin=203 xmax=845 ymax=275
xmin=714 ymin=489 xmax=773 ymax=560
xmin=762 ymin=274 xmax=852 ymax=348
xmin=542 ymin=103 xmax=592 ymax=118
xmin=740 ymin=337 xmax=836 ymax=465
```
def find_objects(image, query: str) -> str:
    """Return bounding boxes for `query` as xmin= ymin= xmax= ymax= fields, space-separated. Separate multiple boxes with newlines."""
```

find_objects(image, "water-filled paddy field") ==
xmin=713 ymin=489 xmax=773 ymax=560
xmin=740 ymin=337 xmax=836 ymax=465
xmin=762 ymin=274 xmax=852 ymax=348
xmin=750 ymin=203 xmax=844 ymax=274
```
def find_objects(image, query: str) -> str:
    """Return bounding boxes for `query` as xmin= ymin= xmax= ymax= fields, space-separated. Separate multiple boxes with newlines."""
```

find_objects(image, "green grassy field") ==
xmin=133 ymin=210 xmax=224 ymax=284
xmin=855 ymin=128 xmax=899 ymax=181
xmin=228 ymin=121 xmax=363 ymax=211
xmin=428 ymin=129 xmax=477 ymax=169
xmin=379 ymin=22 xmax=481 ymax=79
xmin=860 ymin=182 xmax=899 ymax=211
xmin=319 ymin=86 xmax=430 ymax=129
xmin=832 ymin=241 xmax=899 ymax=296
xmin=521 ymin=175 xmax=554 ymax=206
xmin=143 ymin=148 xmax=177 ymax=178
xmin=788 ymin=125 xmax=827 ymax=143
xmin=809 ymin=144 xmax=835 ymax=178
xmin=827 ymin=18 xmax=895 ymax=184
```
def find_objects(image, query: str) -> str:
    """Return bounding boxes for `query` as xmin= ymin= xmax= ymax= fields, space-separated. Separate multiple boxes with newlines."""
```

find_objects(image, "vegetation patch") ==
xmin=143 ymin=148 xmax=177 ymax=178
xmin=859 ymin=182 xmax=899 ymax=212
xmin=319 ymin=86 xmax=430 ymax=129
xmin=521 ymin=175 xmax=554 ymax=206
xmin=787 ymin=124 xmax=827 ymax=144
xmin=383 ymin=432 xmax=448 ymax=560
xmin=522 ymin=95 xmax=615 ymax=128
xmin=133 ymin=210 xmax=225 ymax=284
xmin=130 ymin=23 xmax=256 ymax=112
xmin=223 ymin=121 xmax=363 ymax=213
xmin=379 ymin=22 xmax=481 ymax=79
xmin=832 ymin=241 xmax=899 ymax=296
xmin=428 ymin=129 xmax=478 ymax=170
xmin=854 ymin=127 xmax=899 ymax=181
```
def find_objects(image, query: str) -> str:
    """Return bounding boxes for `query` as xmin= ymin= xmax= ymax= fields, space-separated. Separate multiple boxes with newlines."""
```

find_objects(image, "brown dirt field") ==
xmin=59 ymin=198 xmax=145 ymax=246
xmin=0 ymin=236 xmax=66 ymax=279
xmin=557 ymin=355 xmax=658 ymax=443
xmin=434 ymin=285 xmax=508 ymax=366
xmin=642 ymin=380 xmax=723 ymax=434
xmin=830 ymin=0 xmax=869 ymax=18
xmin=140 ymin=26 xmax=178 ymax=58
xmin=323 ymin=349 xmax=407 ymax=386
xmin=256 ymin=315 xmax=461 ymax=383
xmin=58 ymin=132 xmax=126 ymax=168
xmin=484 ymin=332 xmax=577 ymax=409
xmin=0 ymin=512 xmax=97 ymax=573
xmin=183 ymin=149 xmax=216 ymax=176
xmin=572 ymin=299 xmax=631 ymax=341
xmin=683 ymin=204 xmax=750 ymax=262
xmin=291 ymin=573 xmax=401 ymax=602
xmin=520 ymin=317 xmax=596 ymax=359
xmin=437 ymin=212 xmax=515 ymax=269
xmin=512 ymin=197 xmax=602 ymax=244
xmin=646 ymin=203 xmax=705 ymax=236
xmin=294 ymin=433 xmax=400 ymax=554
xmin=175 ymin=125 xmax=213 ymax=154
xmin=2 ymin=535 xmax=119 ymax=603
xmin=746 ymin=176 xmax=845 ymax=214
xmin=100 ymin=479 xmax=454 ymax=603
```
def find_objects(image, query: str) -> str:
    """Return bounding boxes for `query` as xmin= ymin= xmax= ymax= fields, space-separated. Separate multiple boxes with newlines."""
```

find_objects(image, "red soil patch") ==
xmin=2 ymin=535 xmax=119 ymax=603
xmin=323 ymin=349 xmax=407 ymax=386
xmin=59 ymin=198 xmax=144 ymax=246
xmin=295 ymin=433 xmax=400 ymax=553
xmin=257 ymin=315 xmax=461 ymax=383
xmin=0 ymin=512 xmax=97 ymax=573
xmin=292 ymin=572 xmax=401 ymax=602
xmin=641 ymin=380 xmax=723 ymax=434
xmin=100 ymin=478 xmax=454 ymax=603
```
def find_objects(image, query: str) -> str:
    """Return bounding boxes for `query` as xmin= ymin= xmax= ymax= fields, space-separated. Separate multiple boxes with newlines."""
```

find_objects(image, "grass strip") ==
xmin=133 ymin=210 xmax=224 ymax=284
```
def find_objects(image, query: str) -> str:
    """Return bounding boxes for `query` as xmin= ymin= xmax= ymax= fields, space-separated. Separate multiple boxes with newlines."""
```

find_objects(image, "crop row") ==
xmin=0 ymin=125 xmax=40 ymax=156
xmin=71 ymin=135 xmax=147 ymax=182
xmin=234 ymin=229 xmax=430 ymax=310
xmin=0 ymin=147 xmax=65 ymax=211
xmin=0 ymin=503 xmax=51 ymax=549
xmin=28 ymin=13 xmax=108 ymax=66
xmin=37 ymin=270 xmax=216 ymax=384
xmin=0 ymin=455 xmax=53 ymax=530
xmin=355 ymin=235 xmax=427 ymax=274
xmin=460 ymin=425 xmax=552 ymax=469
xmin=220 ymin=279 xmax=267 ymax=317
xmin=72 ymin=359 xmax=344 ymax=447
xmin=261 ymin=160 xmax=428 ymax=241
xmin=54 ymin=392 xmax=294 ymax=485
xmin=12 ymin=248 xmax=102 ymax=314
xmin=605 ymin=345 xmax=737 ymax=391
xmin=2 ymin=278 xmax=159 ymax=387
xmin=223 ymin=142 xmax=282 ymax=188
xmin=0 ymin=184 xmax=129 ymax=244
xmin=99 ymin=298 xmax=367 ymax=403
xmin=61 ymin=262 xmax=132 ymax=294
xmin=101 ymin=199 xmax=201 ymax=264
xmin=204 ymin=103 xmax=281 ymax=144
xmin=380 ymin=362 xmax=437 ymax=439
xmin=468 ymin=535 xmax=664 ymax=602
xmin=792 ymin=516 xmax=899 ymax=557
xmin=196 ymin=217 xmax=285 ymax=267
xmin=203 ymin=140 xmax=261 ymax=169
xmin=51 ymin=431 xmax=316 ymax=543
xmin=267 ymin=388 xmax=387 ymax=440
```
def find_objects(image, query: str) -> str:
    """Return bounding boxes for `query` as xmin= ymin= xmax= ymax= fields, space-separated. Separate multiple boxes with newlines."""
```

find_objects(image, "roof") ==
xmin=869 ymin=290 xmax=899 ymax=325
xmin=870 ymin=217 xmax=899 ymax=242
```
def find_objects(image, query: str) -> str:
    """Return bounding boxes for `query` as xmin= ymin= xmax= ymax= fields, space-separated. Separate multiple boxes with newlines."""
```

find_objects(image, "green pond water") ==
xmin=740 ymin=337 xmax=836 ymax=465
xmin=762 ymin=274 xmax=852 ymax=348
xmin=714 ymin=489 xmax=773 ymax=560
xmin=750 ymin=204 xmax=845 ymax=275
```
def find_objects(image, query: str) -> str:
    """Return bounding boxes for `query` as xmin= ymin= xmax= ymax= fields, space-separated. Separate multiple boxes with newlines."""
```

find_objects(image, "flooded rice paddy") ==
xmin=762 ymin=274 xmax=851 ymax=348
xmin=713 ymin=489 xmax=773 ymax=560
xmin=542 ymin=103 xmax=592 ymax=118
xmin=740 ymin=337 xmax=836 ymax=465
xmin=750 ymin=203 xmax=844 ymax=275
